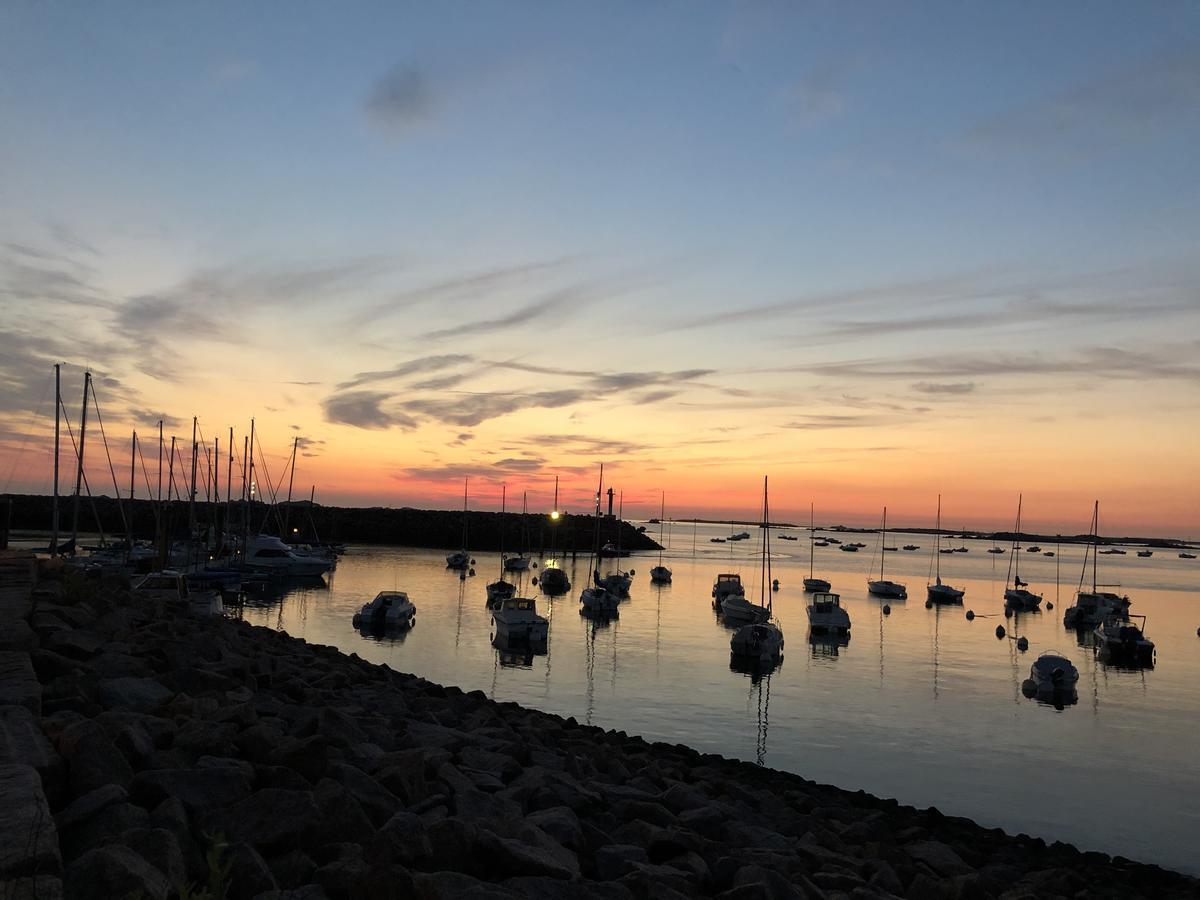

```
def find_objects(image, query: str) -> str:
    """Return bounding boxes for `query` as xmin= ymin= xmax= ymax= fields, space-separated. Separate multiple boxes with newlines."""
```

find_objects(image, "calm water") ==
xmin=231 ymin=523 xmax=1200 ymax=874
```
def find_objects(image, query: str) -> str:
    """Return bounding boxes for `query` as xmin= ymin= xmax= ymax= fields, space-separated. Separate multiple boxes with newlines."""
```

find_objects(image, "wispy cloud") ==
xmin=912 ymin=381 xmax=977 ymax=395
xmin=322 ymin=391 xmax=418 ymax=430
xmin=337 ymin=354 xmax=474 ymax=390
xmin=400 ymin=390 xmax=588 ymax=427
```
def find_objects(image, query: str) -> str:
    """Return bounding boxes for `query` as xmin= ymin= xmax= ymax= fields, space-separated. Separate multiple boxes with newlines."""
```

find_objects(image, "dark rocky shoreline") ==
xmin=1 ymin=554 xmax=1196 ymax=900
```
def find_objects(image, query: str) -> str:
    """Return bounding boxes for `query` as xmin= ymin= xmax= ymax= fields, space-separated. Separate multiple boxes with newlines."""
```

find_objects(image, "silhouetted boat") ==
xmin=927 ymin=496 xmax=965 ymax=604
xmin=1180 ymin=552 xmax=1197 ymax=559
xmin=807 ymin=591 xmax=850 ymax=636
xmin=839 ymin=544 xmax=859 ymax=553
xmin=1064 ymin=502 xmax=1131 ymax=628
xmin=803 ymin=502 xmax=831 ymax=592
xmin=903 ymin=544 xmax=919 ymax=551
xmin=649 ymin=491 xmax=672 ymax=584
xmin=538 ymin=565 xmax=570 ymax=594
xmin=446 ymin=477 xmax=471 ymax=570
xmin=868 ymin=508 xmax=907 ymax=599
xmin=730 ymin=478 xmax=784 ymax=662
xmin=1136 ymin=550 xmax=1153 ymax=558
xmin=1004 ymin=495 xmax=1042 ymax=611
xmin=580 ymin=466 xmax=619 ymax=617
xmin=353 ymin=591 xmax=415 ymax=630
xmin=1094 ymin=614 xmax=1154 ymax=667
xmin=491 ymin=596 xmax=548 ymax=643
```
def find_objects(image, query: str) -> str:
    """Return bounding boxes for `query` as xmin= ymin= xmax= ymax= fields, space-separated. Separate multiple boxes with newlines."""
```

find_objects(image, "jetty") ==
xmin=0 ymin=556 xmax=1195 ymax=899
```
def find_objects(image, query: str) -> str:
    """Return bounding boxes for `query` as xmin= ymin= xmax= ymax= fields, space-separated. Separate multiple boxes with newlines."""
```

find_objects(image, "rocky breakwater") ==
xmin=2 ymin=559 xmax=1197 ymax=899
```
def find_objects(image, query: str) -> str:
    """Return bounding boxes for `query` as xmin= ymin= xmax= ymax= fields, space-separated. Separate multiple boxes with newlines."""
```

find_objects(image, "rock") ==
xmin=58 ymin=801 xmax=152 ymax=861
xmin=732 ymin=864 xmax=812 ymax=899
xmin=44 ymin=629 xmax=105 ymax=660
xmin=313 ymin=778 xmax=375 ymax=847
xmin=459 ymin=745 xmax=521 ymax=782
xmin=0 ymin=652 xmax=42 ymax=715
xmin=131 ymin=766 xmax=252 ymax=813
xmin=271 ymin=735 xmax=329 ymax=781
xmin=595 ymin=845 xmax=649 ymax=881
xmin=327 ymin=761 xmax=401 ymax=826
xmin=505 ymin=876 xmax=635 ymax=898
xmin=268 ymin=849 xmax=318 ymax=889
xmin=905 ymin=840 xmax=973 ymax=878
xmin=412 ymin=870 xmax=517 ymax=899
xmin=0 ymin=704 xmax=60 ymax=774
xmin=96 ymin=677 xmax=172 ymax=713
xmin=0 ymin=764 xmax=61 ymax=880
xmin=209 ymin=789 xmax=321 ymax=851
xmin=54 ymin=783 xmax=128 ymax=832
xmin=0 ymin=875 xmax=65 ymax=899
xmin=118 ymin=828 xmax=186 ymax=893
xmin=57 ymin=719 xmax=133 ymax=795
xmin=370 ymin=811 xmax=434 ymax=869
xmin=905 ymin=871 xmax=956 ymax=899
xmin=226 ymin=841 xmax=278 ymax=899
xmin=527 ymin=806 xmax=584 ymax=852
xmin=65 ymin=845 xmax=170 ymax=900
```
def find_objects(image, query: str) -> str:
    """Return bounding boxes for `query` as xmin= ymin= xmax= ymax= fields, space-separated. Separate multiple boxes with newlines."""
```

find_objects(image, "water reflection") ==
xmin=809 ymin=631 xmax=850 ymax=658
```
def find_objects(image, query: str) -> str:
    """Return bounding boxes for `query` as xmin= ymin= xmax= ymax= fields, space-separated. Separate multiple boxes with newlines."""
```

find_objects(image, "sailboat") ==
xmin=539 ymin=476 xmax=571 ymax=595
xmin=803 ymin=502 xmax=831 ymax=592
xmin=445 ymin=478 xmax=472 ymax=570
xmin=1063 ymin=501 xmax=1131 ymax=628
xmin=487 ymin=485 xmax=517 ymax=606
xmin=580 ymin=466 xmax=620 ymax=616
xmin=730 ymin=477 xmax=785 ymax=661
xmin=596 ymin=491 xmax=633 ymax=596
xmin=867 ymin=507 xmax=907 ymax=599
xmin=721 ymin=486 xmax=772 ymax=623
xmin=1003 ymin=495 xmax=1042 ymax=610
xmin=649 ymin=491 xmax=672 ymax=583
xmin=926 ymin=495 xmax=965 ymax=604
xmin=503 ymin=491 xmax=532 ymax=572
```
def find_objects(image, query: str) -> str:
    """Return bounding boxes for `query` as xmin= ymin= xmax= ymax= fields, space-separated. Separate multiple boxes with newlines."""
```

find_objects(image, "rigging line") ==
xmin=252 ymin=440 xmax=292 ymax=534
xmin=87 ymin=378 xmax=129 ymax=538
xmin=136 ymin=443 xmax=160 ymax=527
xmin=0 ymin=375 xmax=52 ymax=493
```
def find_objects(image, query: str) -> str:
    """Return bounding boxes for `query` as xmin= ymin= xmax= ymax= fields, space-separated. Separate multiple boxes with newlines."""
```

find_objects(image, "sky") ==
xmin=1 ymin=2 xmax=1198 ymax=536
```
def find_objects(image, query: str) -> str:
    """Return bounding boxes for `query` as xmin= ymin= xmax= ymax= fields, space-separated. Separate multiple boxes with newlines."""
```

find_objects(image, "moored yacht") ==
xmin=927 ymin=495 xmax=965 ymax=604
xmin=245 ymin=535 xmax=332 ymax=577
xmin=1003 ymin=496 xmax=1042 ymax=610
xmin=868 ymin=507 xmax=907 ymax=599
xmin=353 ymin=591 xmax=415 ymax=630
xmin=491 ymin=596 xmax=549 ymax=643
xmin=1094 ymin=615 xmax=1154 ymax=666
xmin=1064 ymin=502 xmax=1131 ymax=628
xmin=806 ymin=591 xmax=850 ymax=636
xmin=803 ymin=502 xmax=831 ymax=592
xmin=730 ymin=477 xmax=784 ymax=664
xmin=712 ymin=572 xmax=745 ymax=608
xmin=649 ymin=491 xmax=672 ymax=584
xmin=539 ymin=565 xmax=570 ymax=595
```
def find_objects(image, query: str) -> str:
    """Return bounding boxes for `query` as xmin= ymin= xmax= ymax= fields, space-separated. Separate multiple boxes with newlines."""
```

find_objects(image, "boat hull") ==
xmin=868 ymin=580 xmax=907 ymax=599
xmin=803 ymin=578 xmax=831 ymax=592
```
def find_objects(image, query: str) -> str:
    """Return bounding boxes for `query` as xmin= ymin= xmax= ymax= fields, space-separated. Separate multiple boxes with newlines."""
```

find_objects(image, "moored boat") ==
xmin=1003 ymin=496 xmax=1042 ymax=610
xmin=868 ymin=507 xmax=907 ymax=599
xmin=491 ymin=596 xmax=549 ymax=643
xmin=806 ymin=591 xmax=850 ymax=636
xmin=353 ymin=591 xmax=416 ymax=630
xmin=1094 ymin=615 xmax=1154 ymax=667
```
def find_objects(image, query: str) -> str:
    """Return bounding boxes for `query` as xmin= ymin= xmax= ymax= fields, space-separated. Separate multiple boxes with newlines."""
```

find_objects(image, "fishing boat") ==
xmin=580 ymin=467 xmax=620 ymax=616
xmin=806 ymin=591 xmax=850 ymax=636
xmin=1064 ymin=501 xmax=1131 ymax=628
xmin=1003 ymin=496 xmax=1042 ymax=610
xmin=803 ymin=503 xmax=831 ymax=592
xmin=712 ymin=572 xmax=745 ymax=608
xmin=491 ymin=596 xmax=548 ymax=643
xmin=1094 ymin=615 xmax=1154 ymax=666
xmin=927 ymin=495 xmax=965 ymax=604
xmin=352 ymin=591 xmax=416 ymax=630
xmin=446 ymin=477 xmax=472 ymax=570
xmin=730 ymin=478 xmax=784 ymax=662
xmin=868 ymin=508 xmax=907 ymax=599
xmin=649 ymin=491 xmax=672 ymax=584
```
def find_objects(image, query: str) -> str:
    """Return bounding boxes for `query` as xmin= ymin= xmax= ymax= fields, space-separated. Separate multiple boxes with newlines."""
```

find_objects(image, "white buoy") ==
xmin=966 ymin=610 xmax=975 ymax=621
xmin=1017 ymin=636 xmax=1029 ymax=651
xmin=995 ymin=625 xmax=1006 ymax=639
xmin=882 ymin=604 xmax=891 ymax=615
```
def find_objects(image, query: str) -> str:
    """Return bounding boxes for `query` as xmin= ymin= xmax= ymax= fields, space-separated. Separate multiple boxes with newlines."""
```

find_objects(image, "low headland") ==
xmin=1 ymin=552 xmax=1195 ymax=899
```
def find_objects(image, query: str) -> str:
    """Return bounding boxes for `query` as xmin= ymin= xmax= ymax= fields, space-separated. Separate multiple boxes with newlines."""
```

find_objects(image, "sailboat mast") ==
xmin=283 ymin=436 xmax=298 ymax=538
xmin=157 ymin=420 xmax=163 ymax=503
xmin=500 ymin=483 xmax=506 ymax=571
xmin=188 ymin=416 xmax=198 ymax=540
xmin=658 ymin=491 xmax=665 ymax=567
xmin=760 ymin=477 xmax=769 ymax=610
xmin=246 ymin=419 xmax=256 ymax=543
xmin=69 ymin=370 xmax=91 ymax=552
xmin=935 ymin=495 xmax=941 ymax=583
xmin=1013 ymin=494 xmax=1022 ymax=584
xmin=128 ymin=431 xmax=137 ymax=549
xmin=51 ymin=364 xmax=60 ymax=555
xmin=1092 ymin=500 xmax=1099 ymax=592
xmin=808 ymin=501 xmax=815 ymax=579
xmin=211 ymin=437 xmax=219 ymax=550
xmin=880 ymin=507 xmax=887 ymax=581
xmin=225 ymin=427 xmax=234 ymax=543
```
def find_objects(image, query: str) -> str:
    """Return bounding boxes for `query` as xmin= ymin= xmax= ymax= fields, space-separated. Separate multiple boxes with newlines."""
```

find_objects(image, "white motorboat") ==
xmin=712 ymin=572 xmax=745 ymax=608
xmin=245 ymin=535 xmax=332 ymax=576
xmin=730 ymin=477 xmax=784 ymax=663
xmin=1028 ymin=652 xmax=1079 ymax=690
xmin=1094 ymin=615 xmax=1154 ymax=666
xmin=867 ymin=508 xmax=907 ymax=598
xmin=539 ymin=565 xmax=570 ymax=594
xmin=353 ymin=591 xmax=416 ymax=630
xmin=926 ymin=495 xmax=965 ymax=604
xmin=491 ymin=596 xmax=548 ymax=643
xmin=1064 ymin=501 xmax=1131 ymax=628
xmin=806 ymin=591 xmax=850 ymax=636
xmin=803 ymin=503 xmax=831 ymax=592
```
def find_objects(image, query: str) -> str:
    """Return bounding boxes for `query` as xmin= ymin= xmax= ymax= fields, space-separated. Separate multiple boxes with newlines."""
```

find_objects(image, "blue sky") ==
xmin=1 ymin=2 xmax=1198 ymax=531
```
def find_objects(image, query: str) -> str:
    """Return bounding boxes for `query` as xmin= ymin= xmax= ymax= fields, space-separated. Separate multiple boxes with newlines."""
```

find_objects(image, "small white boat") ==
xmin=491 ymin=596 xmax=548 ymax=643
xmin=721 ymin=593 xmax=771 ymax=623
xmin=353 ymin=591 xmax=416 ymax=630
xmin=539 ymin=566 xmax=570 ymax=594
xmin=806 ymin=591 xmax=850 ymax=635
xmin=1094 ymin=615 xmax=1154 ymax=666
xmin=1028 ymin=652 xmax=1079 ymax=690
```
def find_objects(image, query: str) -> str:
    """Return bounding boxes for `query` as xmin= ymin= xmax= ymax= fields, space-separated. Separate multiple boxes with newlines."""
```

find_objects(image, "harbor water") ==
xmin=230 ymin=523 xmax=1199 ymax=873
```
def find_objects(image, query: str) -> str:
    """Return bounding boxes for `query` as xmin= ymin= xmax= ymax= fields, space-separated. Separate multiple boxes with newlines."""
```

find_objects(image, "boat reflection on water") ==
xmin=729 ymin=651 xmax=782 ymax=680
xmin=728 ymin=668 xmax=774 ymax=766
xmin=355 ymin=619 xmax=416 ymax=644
xmin=492 ymin=631 xmax=546 ymax=668
xmin=1022 ymin=679 xmax=1079 ymax=710
xmin=809 ymin=631 xmax=850 ymax=658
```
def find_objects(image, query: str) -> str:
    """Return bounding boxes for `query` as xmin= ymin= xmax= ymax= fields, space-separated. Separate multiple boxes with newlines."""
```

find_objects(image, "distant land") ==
xmin=2 ymin=493 xmax=1193 ymax=552
xmin=0 ymin=492 xmax=658 ymax=554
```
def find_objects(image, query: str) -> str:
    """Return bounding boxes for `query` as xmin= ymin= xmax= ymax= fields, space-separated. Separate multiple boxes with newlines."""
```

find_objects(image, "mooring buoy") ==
xmin=966 ymin=610 xmax=975 ymax=621
xmin=995 ymin=625 xmax=1006 ymax=639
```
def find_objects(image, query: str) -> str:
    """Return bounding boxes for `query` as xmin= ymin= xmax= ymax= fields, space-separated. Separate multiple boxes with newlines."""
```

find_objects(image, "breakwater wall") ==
xmin=1 ymin=493 xmax=659 ymax=554
xmin=0 ymin=555 xmax=1195 ymax=899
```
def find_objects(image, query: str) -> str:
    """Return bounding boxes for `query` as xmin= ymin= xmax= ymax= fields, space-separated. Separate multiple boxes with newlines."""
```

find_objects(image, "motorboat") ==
xmin=1064 ymin=502 xmax=1131 ymax=628
xmin=245 ymin=535 xmax=333 ymax=576
xmin=538 ymin=565 xmax=570 ymax=594
xmin=839 ymin=544 xmax=859 ymax=552
xmin=778 ymin=534 xmax=798 ymax=541
xmin=903 ymin=544 xmax=919 ymax=551
xmin=806 ymin=591 xmax=850 ymax=636
xmin=1180 ymin=552 xmax=1197 ymax=559
xmin=649 ymin=565 xmax=672 ymax=584
xmin=1094 ymin=615 xmax=1154 ymax=666
xmin=1003 ymin=496 xmax=1042 ymax=610
xmin=927 ymin=495 xmax=965 ymax=604
xmin=803 ymin=503 xmax=831 ymax=592
xmin=1027 ymin=546 xmax=1042 ymax=553
xmin=884 ymin=545 xmax=898 ymax=551
xmin=710 ymin=537 xmax=727 ymax=543
xmin=597 ymin=570 xmax=632 ymax=596
xmin=503 ymin=554 xmax=532 ymax=572
xmin=352 ymin=591 xmax=415 ymax=630
xmin=1043 ymin=551 xmax=1055 ymax=557
xmin=711 ymin=572 xmax=745 ymax=608
xmin=728 ymin=531 xmax=751 ymax=541
xmin=599 ymin=542 xmax=631 ymax=558
xmin=580 ymin=584 xmax=620 ymax=615
xmin=1027 ymin=651 xmax=1079 ymax=691
xmin=987 ymin=546 xmax=1005 ymax=554
xmin=730 ymin=621 xmax=784 ymax=662
xmin=1136 ymin=550 xmax=1153 ymax=558
xmin=826 ymin=538 xmax=842 ymax=544
xmin=1098 ymin=548 xmax=1126 ymax=555
xmin=814 ymin=540 xmax=830 ymax=547
xmin=133 ymin=571 xmax=223 ymax=616
xmin=491 ymin=596 xmax=549 ymax=643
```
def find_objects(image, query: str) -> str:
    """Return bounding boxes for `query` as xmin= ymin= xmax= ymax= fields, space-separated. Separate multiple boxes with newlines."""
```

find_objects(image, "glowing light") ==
xmin=550 ymin=510 xmax=560 ymax=520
